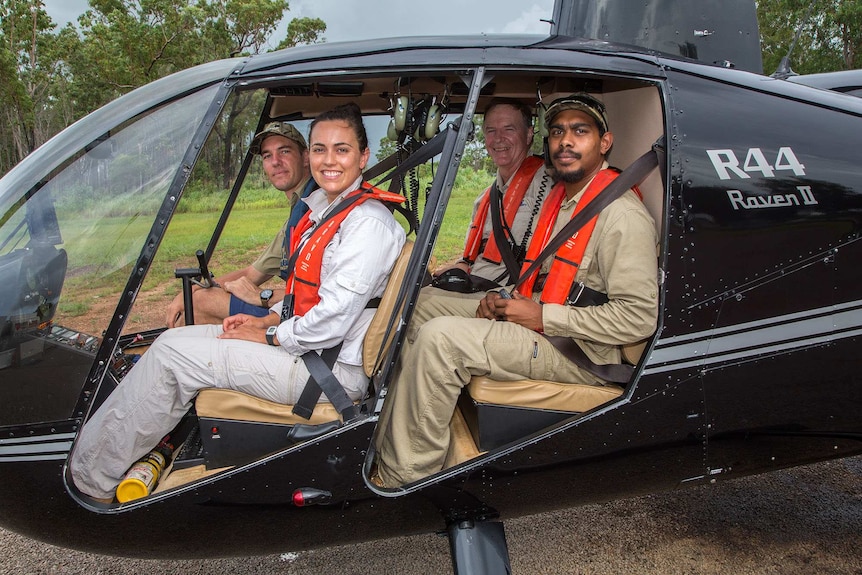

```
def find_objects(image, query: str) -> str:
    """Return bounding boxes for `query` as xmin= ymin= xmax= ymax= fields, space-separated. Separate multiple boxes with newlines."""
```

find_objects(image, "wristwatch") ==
xmin=265 ymin=325 xmax=279 ymax=346
xmin=260 ymin=288 xmax=273 ymax=307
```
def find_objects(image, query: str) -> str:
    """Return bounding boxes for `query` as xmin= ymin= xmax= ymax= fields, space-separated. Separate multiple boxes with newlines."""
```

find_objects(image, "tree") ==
xmin=0 ymin=0 xmax=326 ymax=178
xmin=277 ymin=16 xmax=327 ymax=50
xmin=0 ymin=0 xmax=69 ymax=169
xmin=758 ymin=0 xmax=862 ymax=75
xmin=66 ymin=0 xmax=326 ymax=187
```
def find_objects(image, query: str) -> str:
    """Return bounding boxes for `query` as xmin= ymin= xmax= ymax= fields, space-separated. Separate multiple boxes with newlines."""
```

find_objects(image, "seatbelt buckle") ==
xmin=566 ymin=282 xmax=587 ymax=306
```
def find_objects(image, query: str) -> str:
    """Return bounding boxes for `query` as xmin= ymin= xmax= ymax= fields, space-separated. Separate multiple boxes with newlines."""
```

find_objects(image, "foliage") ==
xmin=0 ymin=0 xmax=70 ymax=170
xmin=0 ymin=0 xmax=325 ymax=176
xmin=3 ymin=0 xmax=861 ymax=179
xmin=758 ymin=0 xmax=862 ymax=75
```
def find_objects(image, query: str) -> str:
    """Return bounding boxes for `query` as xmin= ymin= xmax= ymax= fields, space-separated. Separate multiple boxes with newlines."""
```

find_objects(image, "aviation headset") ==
xmin=388 ymin=94 xmax=443 ymax=142
xmin=539 ymin=103 xmax=551 ymax=168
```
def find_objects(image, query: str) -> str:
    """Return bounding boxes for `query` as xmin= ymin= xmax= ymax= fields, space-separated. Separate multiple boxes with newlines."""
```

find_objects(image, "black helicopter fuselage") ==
xmin=0 ymin=32 xmax=860 ymax=562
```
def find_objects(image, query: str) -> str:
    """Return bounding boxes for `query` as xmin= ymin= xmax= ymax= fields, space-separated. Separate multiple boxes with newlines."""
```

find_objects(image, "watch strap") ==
xmin=265 ymin=326 xmax=278 ymax=346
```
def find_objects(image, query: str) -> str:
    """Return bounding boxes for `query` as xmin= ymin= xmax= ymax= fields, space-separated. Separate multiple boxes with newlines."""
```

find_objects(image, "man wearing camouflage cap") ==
xmin=166 ymin=121 xmax=316 ymax=327
xmin=374 ymin=93 xmax=659 ymax=487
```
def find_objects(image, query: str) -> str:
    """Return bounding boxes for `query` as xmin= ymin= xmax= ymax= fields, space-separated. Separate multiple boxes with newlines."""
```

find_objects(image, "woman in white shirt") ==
xmin=70 ymin=103 xmax=406 ymax=501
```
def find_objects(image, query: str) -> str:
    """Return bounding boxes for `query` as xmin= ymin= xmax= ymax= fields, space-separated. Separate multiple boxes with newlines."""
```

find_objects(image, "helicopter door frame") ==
xmin=369 ymin=66 xmax=491 ymax=404
xmin=367 ymin=72 xmax=673 ymax=496
xmin=69 ymin=74 xmax=240 ymax=429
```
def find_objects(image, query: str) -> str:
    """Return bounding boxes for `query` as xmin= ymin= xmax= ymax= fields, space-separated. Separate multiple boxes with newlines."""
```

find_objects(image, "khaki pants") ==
xmin=71 ymin=324 xmax=367 ymax=499
xmin=375 ymin=289 xmax=599 ymax=487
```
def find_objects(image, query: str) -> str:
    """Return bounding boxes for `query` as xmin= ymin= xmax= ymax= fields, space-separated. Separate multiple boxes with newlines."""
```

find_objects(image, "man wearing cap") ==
xmin=430 ymin=97 xmax=551 ymax=291
xmin=373 ymin=93 xmax=659 ymax=487
xmin=166 ymin=121 xmax=316 ymax=327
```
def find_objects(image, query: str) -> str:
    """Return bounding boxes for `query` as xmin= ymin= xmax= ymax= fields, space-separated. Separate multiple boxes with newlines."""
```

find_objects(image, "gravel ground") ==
xmin=2 ymin=455 xmax=860 ymax=575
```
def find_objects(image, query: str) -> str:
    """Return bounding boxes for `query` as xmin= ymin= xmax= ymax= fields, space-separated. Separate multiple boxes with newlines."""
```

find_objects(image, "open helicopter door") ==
xmin=363 ymin=72 xmax=669 ymax=574
xmin=368 ymin=81 xmax=668 ymax=483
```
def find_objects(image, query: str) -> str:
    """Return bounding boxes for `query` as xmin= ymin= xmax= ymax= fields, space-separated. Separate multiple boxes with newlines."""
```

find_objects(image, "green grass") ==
xmin=433 ymin=169 xmax=487 ymax=260
xmin=157 ymin=173 xmax=483 ymax=275
xmin=159 ymin=179 xmax=477 ymax=280
xmin=60 ymin=301 xmax=91 ymax=317
xmin=52 ymin=172 xmax=485 ymax=334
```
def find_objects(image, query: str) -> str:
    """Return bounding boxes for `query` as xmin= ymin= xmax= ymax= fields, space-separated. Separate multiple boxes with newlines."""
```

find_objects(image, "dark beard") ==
xmin=555 ymin=167 xmax=585 ymax=183
xmin=551 ymin=150 xmax=585 ymax=183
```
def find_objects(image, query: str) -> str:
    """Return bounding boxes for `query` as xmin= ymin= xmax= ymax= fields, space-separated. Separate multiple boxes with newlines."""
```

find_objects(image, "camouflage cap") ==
xmin=250 ymin=121 xmax=307 ymax=155
xmin=544 ymin=93 xmax=609 ymax=133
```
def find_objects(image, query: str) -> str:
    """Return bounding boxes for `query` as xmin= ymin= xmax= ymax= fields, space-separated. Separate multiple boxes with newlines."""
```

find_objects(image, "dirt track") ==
xmin=2 ymin=456 xmax=860 ymax=574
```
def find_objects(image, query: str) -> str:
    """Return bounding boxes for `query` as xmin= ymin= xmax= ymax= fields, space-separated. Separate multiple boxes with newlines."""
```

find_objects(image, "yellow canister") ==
xmin=115 ymin=450 xmax=167 ymax=503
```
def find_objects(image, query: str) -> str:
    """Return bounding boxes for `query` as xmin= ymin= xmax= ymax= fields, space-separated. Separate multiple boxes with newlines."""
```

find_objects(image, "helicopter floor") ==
xmin=155 ymin=460 xmax=229 ymax=493
xmin=149 ymin=404 xmax=482 ymax=496
xmin=444 ymin=406 xmax=484 ymax=469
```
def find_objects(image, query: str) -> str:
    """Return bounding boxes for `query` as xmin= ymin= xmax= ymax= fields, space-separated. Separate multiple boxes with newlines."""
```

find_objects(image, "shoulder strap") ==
xmin=365 ymin=126 xmax=450 ymax=235
xmin=488 ymin=181 xmax=522 ymax=283
xmin=280 ymin=191 xmax=368 ymax=287
xmin=513 ymin=138 xmax=664 ymax=290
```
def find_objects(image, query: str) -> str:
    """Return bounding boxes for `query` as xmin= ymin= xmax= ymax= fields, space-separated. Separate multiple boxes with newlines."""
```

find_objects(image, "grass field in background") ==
xmin=161 ymin=167 xmax=489 ymax=285
xmin=169 ymin=180 xmax=478 ymax=284
xmin=57 ymin=169 xmax=486 ymax=324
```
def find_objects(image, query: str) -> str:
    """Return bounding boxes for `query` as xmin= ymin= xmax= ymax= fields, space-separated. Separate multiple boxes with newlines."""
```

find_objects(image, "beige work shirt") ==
xmin=252 ymin=176 xmax=313 ymax=276
xmin=539 ymin=162 xmax=659 ymax=367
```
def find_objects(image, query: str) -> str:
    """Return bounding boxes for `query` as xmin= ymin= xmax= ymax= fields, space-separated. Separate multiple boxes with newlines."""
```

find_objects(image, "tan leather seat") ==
xmin=466 ymin=376 xmax=624 ymax=412
xmin=459 ymin=340 xmax=646 ymax=451
xmin=467 ymin=338 xmax=643 ymax=411
xmin=195 ymin=240 xmax=414 ymax=426
xmin=195 ymin=389 xmax=344 ymax=426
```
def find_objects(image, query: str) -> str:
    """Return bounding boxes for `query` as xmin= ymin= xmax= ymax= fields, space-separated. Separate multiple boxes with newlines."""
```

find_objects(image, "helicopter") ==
xmin=1 ymin=0 xmax=860 ymax=573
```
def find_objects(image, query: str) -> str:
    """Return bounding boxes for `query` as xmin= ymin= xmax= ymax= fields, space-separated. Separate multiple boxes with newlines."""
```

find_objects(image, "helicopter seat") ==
xmin=193 ymin=240 xmax=413 ymax=469
xmin=0 ymin=242 xmax=68 ymax=329
xmin=457 ymin=341 xmax=645 ymax=451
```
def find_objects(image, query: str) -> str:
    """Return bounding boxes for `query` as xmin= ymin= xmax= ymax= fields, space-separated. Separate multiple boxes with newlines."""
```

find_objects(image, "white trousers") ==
xmin=70 ymin=324 xmax=368 ymax=499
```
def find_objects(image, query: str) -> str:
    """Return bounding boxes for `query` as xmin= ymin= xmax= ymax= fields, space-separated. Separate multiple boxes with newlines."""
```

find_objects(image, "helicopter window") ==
xmin=54 ymin=67 xmax=666 ymax=497
xmin=0 ymin=84 xmax=220 ymax=427
xmin=126 ymin=87 xmax=291 ymax=335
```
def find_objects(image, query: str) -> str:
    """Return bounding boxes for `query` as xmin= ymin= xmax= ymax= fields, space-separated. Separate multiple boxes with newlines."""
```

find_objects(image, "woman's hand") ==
xmin=219 ymin=313 xmax=279 ymax=343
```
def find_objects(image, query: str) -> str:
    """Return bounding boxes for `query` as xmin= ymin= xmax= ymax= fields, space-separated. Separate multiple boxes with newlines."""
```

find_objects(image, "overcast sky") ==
xmin=42 ymin=0 xmax=557 ymax=46
xmin=40 ymin=0 xmax=556 ymax=156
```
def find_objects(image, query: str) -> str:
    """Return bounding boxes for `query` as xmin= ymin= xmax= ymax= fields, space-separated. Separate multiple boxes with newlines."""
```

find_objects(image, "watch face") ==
xmin=260 ymin=289 xmax=273 ymax=300
xmin=265 ymin=325 xmax=278 ymax=345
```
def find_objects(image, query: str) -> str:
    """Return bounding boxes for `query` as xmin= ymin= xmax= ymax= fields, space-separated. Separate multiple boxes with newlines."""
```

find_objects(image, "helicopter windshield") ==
xmin=0 ymin=84 xmax=220 ymax=426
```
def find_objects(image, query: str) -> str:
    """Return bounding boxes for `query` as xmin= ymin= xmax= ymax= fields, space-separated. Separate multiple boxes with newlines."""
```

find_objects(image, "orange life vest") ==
xmin=517 ymin=169 xmax=639 ymax=305
xmin=462 ymin=155 xmax=544 ymax=265
xmin=287 ymin=182 xmax=406 ymax=316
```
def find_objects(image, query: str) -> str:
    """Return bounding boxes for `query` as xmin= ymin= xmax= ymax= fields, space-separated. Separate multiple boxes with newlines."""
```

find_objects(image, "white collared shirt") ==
xmin=270 ymin=177 xmax=406 ymax=366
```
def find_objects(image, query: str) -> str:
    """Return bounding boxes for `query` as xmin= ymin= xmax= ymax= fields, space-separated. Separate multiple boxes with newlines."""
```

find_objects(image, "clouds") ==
xmin=500 ymin=4 xmax=555 ymax=34
xmin=42 ymin=0 xmax=88 ymax=28
xmin=43 ymin=0 xmax=555 ymax=45
xmin=286 ymin=0 xmax=554 ymax=43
